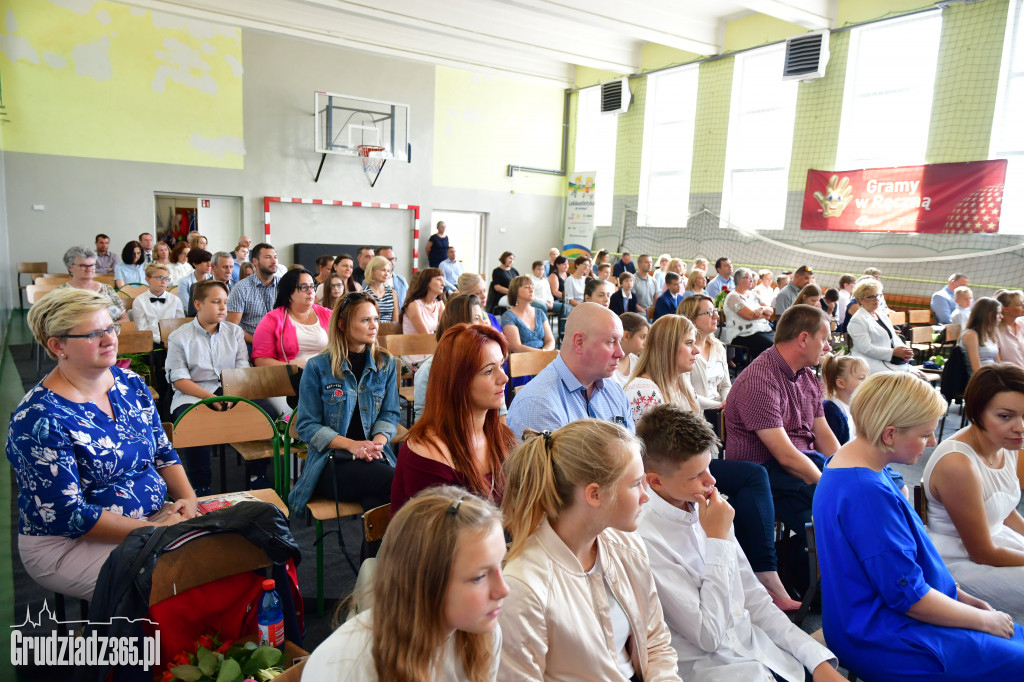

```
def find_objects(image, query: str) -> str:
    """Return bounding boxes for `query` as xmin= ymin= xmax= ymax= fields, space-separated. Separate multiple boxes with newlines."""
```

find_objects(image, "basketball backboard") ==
xmin=314 ymin=91 xmax=411 ymax=162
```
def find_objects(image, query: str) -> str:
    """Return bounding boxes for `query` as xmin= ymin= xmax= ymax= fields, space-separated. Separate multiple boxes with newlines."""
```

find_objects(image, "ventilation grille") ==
xmin=600 ymin=78 xmax=631 ymax=115
xmin=783 ymin=30 xmax=830 ymax=81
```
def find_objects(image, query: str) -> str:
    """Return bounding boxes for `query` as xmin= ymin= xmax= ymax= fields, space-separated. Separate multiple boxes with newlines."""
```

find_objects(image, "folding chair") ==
xmin=909 ymin=309 xmax=932 ymax=326
xmin=171 ymin=397 xmax=282 ymax=496
xmin=913 ymin=484 xmax=929 ymax=525
xmin=160 ymin=316 xmax=193 ymax=345
xmin=18 ymin=262 xmax=48 ymax=309
xmin=221 ymin=365 xmax=298 ymax=497
xmin=384 ymin=333 xmax=438 ymax=425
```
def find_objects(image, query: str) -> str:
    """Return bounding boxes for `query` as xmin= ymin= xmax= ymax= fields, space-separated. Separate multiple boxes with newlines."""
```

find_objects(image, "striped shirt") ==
xmin=226 ymin=273 xmax=279 ymax=335
xmin=369 ymin=284 xmax=397 ymax=323
xmin=723 ymin=345 xmax=823 ymax=465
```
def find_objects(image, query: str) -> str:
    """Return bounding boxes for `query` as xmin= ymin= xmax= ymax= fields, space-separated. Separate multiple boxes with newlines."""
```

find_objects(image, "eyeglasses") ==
xmin=295 ymin=283 xmax=316 ymax=292
xmin=387 ymin=257 xmax=397 ymax=263
xmin=73 ymin=263 xmax=96 ymax=271
xmin=860 ymin=294 xmax=881 ymax=301
xmin=152 ymin=276 xmax=171 ymax=283
xmin=695 ymin=310 xmax=719 ymax=318
xmin=330 ymin=283 xmax=344 ymax=290
xmin=63 ymin=324 xmax=121 ymax=343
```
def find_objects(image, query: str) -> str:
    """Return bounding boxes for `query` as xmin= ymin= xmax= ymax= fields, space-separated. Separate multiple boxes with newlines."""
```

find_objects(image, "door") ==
xmin=430 ymin=210 xmax=484 ymax=276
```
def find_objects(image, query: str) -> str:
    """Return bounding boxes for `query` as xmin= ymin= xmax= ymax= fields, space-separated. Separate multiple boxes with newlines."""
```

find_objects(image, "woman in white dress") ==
xmin=721 ymin=267 xmax=774 ymax=362
xmin=922 ymin=363 xmax=1024 ymax=622
xmin=959 ymin=297 xmax=1002 ymax=374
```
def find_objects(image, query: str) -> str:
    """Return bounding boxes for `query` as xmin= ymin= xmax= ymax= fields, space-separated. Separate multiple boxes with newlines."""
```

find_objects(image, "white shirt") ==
xmin=131 ymin=290 xmax=185 ymax=343
xmin=292 ymin=318 xmax=328 ymax=367
xmin=531 ymin=275 xmax=554 ymax=306
xmin=564 ymin=274 xmax=587 ymax=304
xmin=608 ymin=354 xmax=639 ymax=389
xmin=950 ymin=305 xmax=971 ymax=328
xmin=691 ymin=341 xmax=731 ymax=410
xmin=836 ymin=289 xmax=852 ymax=326
xmin=638 ymin=490 xmax=836 ymax=682
xmin=301 ymin=610 xmax=501 ymax=682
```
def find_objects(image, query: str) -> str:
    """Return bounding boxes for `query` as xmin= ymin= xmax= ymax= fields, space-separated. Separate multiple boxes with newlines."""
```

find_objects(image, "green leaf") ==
xmin=243 ymin=641 xmax=259 ymax=651
xmin=197 ymin=647 xmax=218 ymax=676
xmin=170 ymin=664 xmax=204 ymax=682
xmin=251 ymin=646 xmax=283 ymax=669
xmin=216 ymin=658 xmax=242 ymax=682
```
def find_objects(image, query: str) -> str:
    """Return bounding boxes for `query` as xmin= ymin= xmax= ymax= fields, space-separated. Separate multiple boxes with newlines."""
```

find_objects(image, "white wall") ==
xmin=3 ymin=29 xmax=563 ymax=291
xmin=196 ymin=196 xmax=243 ymax=256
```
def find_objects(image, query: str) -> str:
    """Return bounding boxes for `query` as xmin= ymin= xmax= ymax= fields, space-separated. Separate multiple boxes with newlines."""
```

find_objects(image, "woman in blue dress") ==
xmin=8 ymin=288 xmax=197 ymax=601
xmin=813 ymin=371 xmax=1024 ymax=681
xmin=500 ymin=275 xmax=554 ymax=353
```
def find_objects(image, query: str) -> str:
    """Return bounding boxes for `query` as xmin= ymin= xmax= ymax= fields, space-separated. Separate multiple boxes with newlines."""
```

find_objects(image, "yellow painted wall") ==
xmin=0 ymin=0 xmax=243 ymax=168
xmin=433 ymin=66 xmax=563 ymax=196
xmin=837 ymin=0 xmax=935 ymax=26
xmin=723 ymin=13 xmax=805 ymax=53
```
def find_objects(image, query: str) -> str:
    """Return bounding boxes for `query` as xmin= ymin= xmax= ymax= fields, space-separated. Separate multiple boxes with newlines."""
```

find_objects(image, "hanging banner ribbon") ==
xmin=563 ymin=172 xmax=596 ymax=259
xmin=801 ymin=160 xmax=1007 ymax=233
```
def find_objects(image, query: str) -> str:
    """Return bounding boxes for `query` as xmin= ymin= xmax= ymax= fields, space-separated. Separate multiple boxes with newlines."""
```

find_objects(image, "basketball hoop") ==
xmin=358 ymin=145 xmax=387 ymax=188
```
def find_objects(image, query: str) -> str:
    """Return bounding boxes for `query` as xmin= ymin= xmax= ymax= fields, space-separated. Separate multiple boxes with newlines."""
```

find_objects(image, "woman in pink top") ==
xmin=252 ymin=269 xmax=332 ymax=368
xmin=400 ymin=267 xmax=447 ymax=335
xmin=995 ymin=289 xmax=1024 ymax=367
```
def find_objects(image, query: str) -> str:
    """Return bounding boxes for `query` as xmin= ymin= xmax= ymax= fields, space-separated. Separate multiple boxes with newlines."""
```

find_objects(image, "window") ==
xmin=574 ymin=85 xmax=619 ymax=226
xmin=722 ymin=45 xmax=799 ymax=231
xmin=992 ymin=0 xmax=1024 ymax=234
xmin=836 ymin=12 xmax=943 ymax=170
xmin=638 ymin=66 xmax=699 ymax=227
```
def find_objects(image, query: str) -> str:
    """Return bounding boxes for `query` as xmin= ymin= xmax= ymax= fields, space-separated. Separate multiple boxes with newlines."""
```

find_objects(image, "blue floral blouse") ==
xmin=6 ymin=366 xmax=181 ymax=538
xmin=501 ymin=309 xmax=545 ymax=349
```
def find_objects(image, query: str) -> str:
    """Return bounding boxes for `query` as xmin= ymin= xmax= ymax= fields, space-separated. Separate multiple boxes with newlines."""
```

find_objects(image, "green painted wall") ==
xmin=926 ymin=0 xmax=1011 ymax=164
xmin=433 ymin=66 xmax=564 ymax=196
xmin=690 ymin=59 xmax=734 ymax=195
xmin=614 ymin=77 xmax=647 ymax=196
xmin=788 ymin=31 xmax=851 ymax=189
xmin=0 ymin=0 xmax=244 ymax=168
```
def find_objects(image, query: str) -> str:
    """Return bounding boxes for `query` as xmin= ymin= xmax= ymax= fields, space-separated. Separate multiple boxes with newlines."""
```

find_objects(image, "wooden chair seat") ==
xmin=909 ymin=309 xmax=932 ymax=325
xmin=231 ymin=440 xmax=276 ymax=462
xmin=222 ymin=364 xmax=297 ymax=400
xmin=384 ymin=332 xmax=438 ymax=357
xmin=160 ymin=316 xmax=193 ymax=345
xmin=399 ymin=385 xmax=415 ymax=403
xmin=34 ymin=276 xmax=71 ymax=287
xmin=363 ymin=503 xmax=391 ymax=543
xmin=26 ymin=284 xmax=60 ymax=304
xmin=509 ymin=349 xmax=559 ymax=380
xmin=18 ymin=262 xmax=48 ymax=308
xmin=306 ymin=497 xmax=364 ymax=522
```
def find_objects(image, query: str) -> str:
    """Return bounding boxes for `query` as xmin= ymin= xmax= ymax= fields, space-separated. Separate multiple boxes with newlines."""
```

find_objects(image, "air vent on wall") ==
xmin=600 ymin=78 xmax=631 ymax=115
xmin=783 ymin=30 xmax=830 ymax=82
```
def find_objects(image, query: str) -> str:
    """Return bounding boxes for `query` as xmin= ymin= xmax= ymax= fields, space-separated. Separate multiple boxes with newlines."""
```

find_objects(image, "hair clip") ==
xmin=447 ymin=498 xmax=464 ymax=516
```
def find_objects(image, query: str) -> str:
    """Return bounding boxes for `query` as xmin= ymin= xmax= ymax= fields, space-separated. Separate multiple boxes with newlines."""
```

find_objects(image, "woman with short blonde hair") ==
xmin=815 ymin=371 xmax=1024 ymax=681
xmin=363 ymin=256 xmax=400 ymax=323
xmin=848 ymin=278 xmax=917 ymax=376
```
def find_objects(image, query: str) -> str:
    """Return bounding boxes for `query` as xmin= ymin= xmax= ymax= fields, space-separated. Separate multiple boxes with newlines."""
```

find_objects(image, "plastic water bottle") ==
xmin=257 ymin=578 xmax=285 ymax=648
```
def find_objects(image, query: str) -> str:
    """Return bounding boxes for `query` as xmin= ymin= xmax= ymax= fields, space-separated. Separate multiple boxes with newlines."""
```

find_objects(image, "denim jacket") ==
xmin=288 ymin=349 xmax=400 ymax=515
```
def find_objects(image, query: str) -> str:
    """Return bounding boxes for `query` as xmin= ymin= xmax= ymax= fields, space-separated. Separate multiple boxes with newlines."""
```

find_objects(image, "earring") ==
xmin=60 ymin=354 xmax=66 ymax=358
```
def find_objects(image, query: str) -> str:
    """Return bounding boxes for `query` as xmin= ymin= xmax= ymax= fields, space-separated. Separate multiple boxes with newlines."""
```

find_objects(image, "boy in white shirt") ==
xmin=950 ymin=285 xmax=973 ymax=328
xmin=132 ymin=263 xmax=185 ymax=344
xmin=636 ymin=404 xmax=841 ymax=682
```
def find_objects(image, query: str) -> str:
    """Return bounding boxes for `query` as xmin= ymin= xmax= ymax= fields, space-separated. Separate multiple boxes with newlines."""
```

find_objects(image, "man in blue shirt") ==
xmin=439 ymin=246 xmax=464 ymax=292
xmin=612 ymin=251 xmax=636 ymax=277
xmin=704 ymin=257 xmax=735 ymax=300
xmin=653 ymin=272 xmax=684 ymax=320
xmin=931 ymin=273 xmax=969 ymax=325
xmin=507 ymin=303 xmax=634 ymax=440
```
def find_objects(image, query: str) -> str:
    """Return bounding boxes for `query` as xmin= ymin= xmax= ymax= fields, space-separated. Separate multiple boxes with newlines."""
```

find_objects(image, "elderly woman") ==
xmin=721 ymin=267 xmax=775 ymax=361
xmin=995 ymin=289 xmax=1024 ymax=366
xmin=814 ymin=371 xmax=1024 ymax=681
xmin=363 ymin=255 xmax=400 ymax=323
xmin=8 ymin=288 xmax=196 ymax=600
xmin=847 ymin=278 xmax=917 ymax=375
xmin=57 ymin=246 xmax=127 ymax=323
xmin=114 ymin=240 xmax=147 ymax=289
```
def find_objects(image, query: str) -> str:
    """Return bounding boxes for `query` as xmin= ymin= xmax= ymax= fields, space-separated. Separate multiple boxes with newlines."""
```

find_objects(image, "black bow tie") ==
xmin=150 ymin=297 xmax=165 ymax=304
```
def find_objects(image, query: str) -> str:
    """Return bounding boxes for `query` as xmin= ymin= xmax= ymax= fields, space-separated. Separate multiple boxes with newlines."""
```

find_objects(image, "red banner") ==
xmin=801 ymin=160 xmax=1007 ymax=233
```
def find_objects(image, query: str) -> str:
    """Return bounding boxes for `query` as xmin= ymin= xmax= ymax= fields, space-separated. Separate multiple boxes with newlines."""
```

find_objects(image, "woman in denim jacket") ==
xmin=289 ymin=292 xmax=400 ymax=518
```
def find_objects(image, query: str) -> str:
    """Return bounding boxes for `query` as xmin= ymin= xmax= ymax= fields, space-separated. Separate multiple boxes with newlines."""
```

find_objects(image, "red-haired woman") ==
xmin=390 ymin=323 xmax=517 ymax=514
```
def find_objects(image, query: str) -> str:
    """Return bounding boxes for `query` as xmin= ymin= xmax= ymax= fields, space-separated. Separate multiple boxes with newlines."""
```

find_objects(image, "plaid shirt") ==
xmin=226 ymin=273 xmax=279 ymax=335
xmin=723 ymin=345 xmax=823 ymax=465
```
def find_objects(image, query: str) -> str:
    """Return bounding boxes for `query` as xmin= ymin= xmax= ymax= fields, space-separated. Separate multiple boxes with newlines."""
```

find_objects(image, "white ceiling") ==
xmin=122 ymin=0 xmax=836 ymax=85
